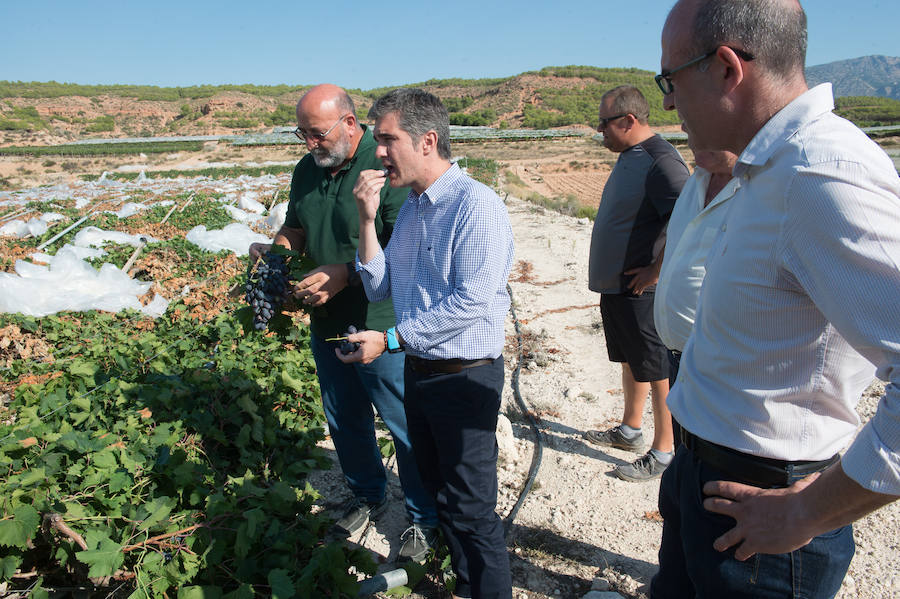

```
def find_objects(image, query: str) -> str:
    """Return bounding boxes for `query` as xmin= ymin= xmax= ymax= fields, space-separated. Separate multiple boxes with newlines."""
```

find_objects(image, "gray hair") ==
xmin=368 ymin=88 xmax=451 ymax=159
xmin=335 ymin=91 xmax=357 ymax=118
xmin=601 ymin=86 xmax=650 ymax=124
xmin=689 ymin=0 xmax=807 ymax=80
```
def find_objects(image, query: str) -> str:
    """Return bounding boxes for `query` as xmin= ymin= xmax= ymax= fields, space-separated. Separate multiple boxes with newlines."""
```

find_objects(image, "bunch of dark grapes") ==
xmin=245 ymin=252 xmax=290 ymax=330
xmin=339 ymin=325 xmax=361 ymax=355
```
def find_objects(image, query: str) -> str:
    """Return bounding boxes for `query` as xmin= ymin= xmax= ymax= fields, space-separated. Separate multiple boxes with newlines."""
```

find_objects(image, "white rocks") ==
xmin=496 ymin=413 xmax=517 ymax=465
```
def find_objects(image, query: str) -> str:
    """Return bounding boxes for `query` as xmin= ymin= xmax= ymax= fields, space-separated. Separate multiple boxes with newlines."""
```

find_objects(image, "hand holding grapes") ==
xmin=335 ymin=325 xmax=387 ymax=365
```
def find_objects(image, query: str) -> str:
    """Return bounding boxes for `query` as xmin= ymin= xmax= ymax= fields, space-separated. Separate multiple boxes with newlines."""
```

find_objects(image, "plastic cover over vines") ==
xmin=238 ymin=244 xmax=317 ymax=336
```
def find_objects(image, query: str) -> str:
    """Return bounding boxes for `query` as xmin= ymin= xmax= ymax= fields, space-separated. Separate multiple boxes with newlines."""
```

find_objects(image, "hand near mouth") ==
xmin=353 ymin=168 xmax=388 ymax=223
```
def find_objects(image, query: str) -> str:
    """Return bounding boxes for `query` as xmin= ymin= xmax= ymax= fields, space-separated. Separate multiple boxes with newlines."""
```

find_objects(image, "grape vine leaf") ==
xmin=76 ymin=531 xmax=124 ymax=578
xmin=268 ymin=568 xmax=296 ymax=599
xmin=177 ymin=585 xmax=223 ymax=599
xmin=0 ymin=521 xmax=28 ymax=548
xmin=0 ymin=554 xmax=23 ymax=579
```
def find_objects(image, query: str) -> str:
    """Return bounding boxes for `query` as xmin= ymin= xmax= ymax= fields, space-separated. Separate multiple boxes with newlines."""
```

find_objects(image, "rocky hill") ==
xmin=0 ymin=67 xmax=674 ymax=147
xmin=3 ymin=58 xmax=900 ymax=148
xmin=806 ymin=55 xmax=900 ymax=100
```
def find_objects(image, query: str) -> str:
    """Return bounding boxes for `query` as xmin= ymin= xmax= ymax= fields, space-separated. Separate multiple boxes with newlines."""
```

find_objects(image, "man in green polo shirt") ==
xmin=249 ymin=84 xmax=438 ymax=562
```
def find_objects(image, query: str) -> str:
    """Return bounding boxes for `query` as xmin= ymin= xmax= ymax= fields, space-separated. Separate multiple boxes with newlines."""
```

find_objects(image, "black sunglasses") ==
xmin=597 ymin=114 xmax=628 ymax=130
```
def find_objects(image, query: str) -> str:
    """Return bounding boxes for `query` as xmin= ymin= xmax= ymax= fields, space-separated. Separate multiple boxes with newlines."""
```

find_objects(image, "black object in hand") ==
xmin=339 ymin=325 xmax=361 ymax=355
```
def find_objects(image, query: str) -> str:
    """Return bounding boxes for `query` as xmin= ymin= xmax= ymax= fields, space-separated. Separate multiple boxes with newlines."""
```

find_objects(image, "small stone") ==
xmin=496 ymin=414 xmax=516 ymax=465
xmin=583 ymin=592 xmax=624 ymax=599
xmin=591 ymin=577 xmax=611 ymax=591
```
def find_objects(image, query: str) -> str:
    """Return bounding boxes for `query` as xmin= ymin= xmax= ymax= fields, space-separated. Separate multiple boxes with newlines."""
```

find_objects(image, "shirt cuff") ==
xmin=840 ymin=419 xmax=900 ymax=495
xmin=355 ymin=247 xmax=385 ymax=275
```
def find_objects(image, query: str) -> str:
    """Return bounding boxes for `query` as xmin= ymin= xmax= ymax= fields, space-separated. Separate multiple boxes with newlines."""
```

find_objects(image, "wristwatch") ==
xmin=385 ymin=327 xmax=403 ymax=353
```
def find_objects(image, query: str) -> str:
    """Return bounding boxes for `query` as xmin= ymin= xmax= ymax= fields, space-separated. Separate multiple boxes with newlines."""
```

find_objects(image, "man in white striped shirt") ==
xmin=653 ymin=1 xmax=900 ymax=597
xmin=341 ymin=88 xmax=514 ymax=599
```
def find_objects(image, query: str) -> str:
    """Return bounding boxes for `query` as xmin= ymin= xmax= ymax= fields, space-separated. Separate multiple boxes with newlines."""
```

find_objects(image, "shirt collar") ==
xmin=412 ymin=162 xmax=462 ymax=205
xmin=735 ymin=83 xmax=835 ymax=176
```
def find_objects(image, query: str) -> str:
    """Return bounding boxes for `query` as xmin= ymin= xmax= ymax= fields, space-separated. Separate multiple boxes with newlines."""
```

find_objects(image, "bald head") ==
xmin=297 ymin=84 xmax=357 ymax=122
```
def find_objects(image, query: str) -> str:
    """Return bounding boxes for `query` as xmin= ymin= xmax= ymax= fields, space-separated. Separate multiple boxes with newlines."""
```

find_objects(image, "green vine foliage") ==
xmin=0 ymin=303 xmax=375 ymax=596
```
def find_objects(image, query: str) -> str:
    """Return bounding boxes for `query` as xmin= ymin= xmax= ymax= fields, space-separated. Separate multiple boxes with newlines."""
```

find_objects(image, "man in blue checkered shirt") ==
xmin=338 ymin=88 xmax=514 ymax=599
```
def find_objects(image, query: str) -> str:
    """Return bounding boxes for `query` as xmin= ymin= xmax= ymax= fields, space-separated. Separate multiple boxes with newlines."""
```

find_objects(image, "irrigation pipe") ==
xmin=502 ymin=282 xmax=544 ymax=538
xmin=159 ymin=202 xmax=179 ymax=225
xmin=36 ymin=213 xmax=92 ymax=251
xmin=0 ymin=208 xmax=34 ymax=224
xmin=121 ymin=237 xmax=148 ymax=274
xmin=178 ymin=194 xmax=195 ymax=212
xmin=356 ymin=283 xmax=543 ymax=596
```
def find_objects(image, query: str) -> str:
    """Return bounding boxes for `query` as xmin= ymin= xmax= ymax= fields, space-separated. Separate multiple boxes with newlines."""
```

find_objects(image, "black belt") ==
xmin=406 ymin=355 xmax=495 ymax=375
xmin=678 ymin=426 xmax=839 ymax=488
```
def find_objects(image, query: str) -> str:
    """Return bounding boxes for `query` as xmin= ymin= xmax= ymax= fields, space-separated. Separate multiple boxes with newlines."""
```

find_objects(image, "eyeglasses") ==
xmin=597 ymin=114 xmax=628 ymax=130
xmin=655 ymin=46 xmax=755 ymax=95
xmin=293 ymin=113 xmax=350 ymax=142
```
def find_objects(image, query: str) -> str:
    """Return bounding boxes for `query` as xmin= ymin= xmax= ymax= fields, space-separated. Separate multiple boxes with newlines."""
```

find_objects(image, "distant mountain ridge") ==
xmin=806 ymin=55 xmax=900 ymax=100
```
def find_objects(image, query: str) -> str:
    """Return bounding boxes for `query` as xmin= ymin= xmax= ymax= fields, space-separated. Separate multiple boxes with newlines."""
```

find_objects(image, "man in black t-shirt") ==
xmin=585 ymin=85 xmax=690 ymax=482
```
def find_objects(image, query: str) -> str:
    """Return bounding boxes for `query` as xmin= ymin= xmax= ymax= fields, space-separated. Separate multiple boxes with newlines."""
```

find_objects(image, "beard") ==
xmin=310 ymin=133 xmax=351 ymax=168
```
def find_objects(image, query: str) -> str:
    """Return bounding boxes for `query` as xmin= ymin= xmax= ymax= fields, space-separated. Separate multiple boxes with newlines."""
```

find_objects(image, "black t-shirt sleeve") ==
xmin=646 ymin=153 xmax=690 ymax=219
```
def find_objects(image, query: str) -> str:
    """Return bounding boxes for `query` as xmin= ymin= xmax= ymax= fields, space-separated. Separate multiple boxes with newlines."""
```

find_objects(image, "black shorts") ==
xmin=600 ymin=291 xmax=669 ymax=382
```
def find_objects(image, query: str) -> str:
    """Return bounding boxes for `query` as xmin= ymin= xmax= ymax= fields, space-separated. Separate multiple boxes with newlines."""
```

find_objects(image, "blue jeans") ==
xmin=311 ymin=335 xmax=437 ymax=526
xmin=650 ymin=447 xmax=855 ymax=599
xmin=404 ymin=358 xmax=511 ymax=599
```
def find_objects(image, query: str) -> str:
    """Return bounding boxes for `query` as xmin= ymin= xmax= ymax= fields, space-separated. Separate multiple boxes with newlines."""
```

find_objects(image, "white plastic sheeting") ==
xmin=0 ymin=252 xmax=168 ymax=318
xmin=237 ymin=192 xmax=266 ymax=214
xmin=0 ymin=170 xmax=291 ymax=317
xmin=266 ymin=202 xmax=288 ymax=231
xmin=0 ymin=218 xmax=48 ymax=238
xmin=104 ymin=202 xmax=147 ymax=219
xmin=223 ymin=205 xmax=265 ymax=225
xmin=186 ymin=222 xmax=271 ymax=256
xmin=0 ymin=211 xmax=68 ymax=239
xmin=72 ymin=227 xmax=157 ymax=249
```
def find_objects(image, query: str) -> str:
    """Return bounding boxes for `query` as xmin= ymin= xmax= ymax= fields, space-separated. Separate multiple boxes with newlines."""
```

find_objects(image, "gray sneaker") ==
xmin=584 ymin=426 xmax=644 ymax=452
xmin=397 ymin=524 xmax=439 ymax=562
xmin=614 ymin=451 xmax=669 ymax=482
xmin=331 ymin=496 xmax=387 ymax=537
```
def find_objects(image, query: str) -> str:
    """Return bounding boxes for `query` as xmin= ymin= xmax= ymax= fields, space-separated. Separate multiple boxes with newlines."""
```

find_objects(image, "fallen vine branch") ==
xmin=519 ymin=303 xmax=599 ymax=324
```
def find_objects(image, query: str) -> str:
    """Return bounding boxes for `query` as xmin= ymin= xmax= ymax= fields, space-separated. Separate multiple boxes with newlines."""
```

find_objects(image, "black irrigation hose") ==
xmin=503 ymin=282 xmax=544 ymax=539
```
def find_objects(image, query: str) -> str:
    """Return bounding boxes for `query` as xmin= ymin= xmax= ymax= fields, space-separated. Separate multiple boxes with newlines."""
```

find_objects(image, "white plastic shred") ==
xmin=0 ymin=218 xmax=48 ymax=238
xmin=0 ymin=170 xmax=290 ymax=317
xmin=237 ymin=192 xmax=266 ymax=214
xmin=185 ymin=222 xmax=271 ymax=256
xmin=0 ymin=253 xmax=167 ymax=318
xmin=223 ymin=205 xmax=264 ymax=224
xmin=72 ymin=226 xmax=156 ymax=248
xmin=105 ymin=202 xmax=147 ymax=219
xmin=266 ymin=202 xmax=288 ymax=231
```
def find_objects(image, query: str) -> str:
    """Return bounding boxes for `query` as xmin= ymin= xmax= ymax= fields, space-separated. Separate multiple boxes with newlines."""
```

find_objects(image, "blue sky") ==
xmin=2 ymin=0 xmax=898 ymax=90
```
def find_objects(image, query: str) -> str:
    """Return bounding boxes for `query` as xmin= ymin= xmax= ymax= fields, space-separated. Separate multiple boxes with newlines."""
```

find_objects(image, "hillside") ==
xmin=0 ymin=67 xmax=677 ymax=146
xmin=806 ymin=55 xmax=900 ymax=100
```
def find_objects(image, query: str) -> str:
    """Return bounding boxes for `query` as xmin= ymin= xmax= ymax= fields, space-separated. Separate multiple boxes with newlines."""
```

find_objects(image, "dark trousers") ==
xmin=650 ymin=446 xmax=855 ymax=598
xmin=667 ymin=349 xmax=681 ymax=388
xmin=403 ymin=357 xmax=511 ymax=599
